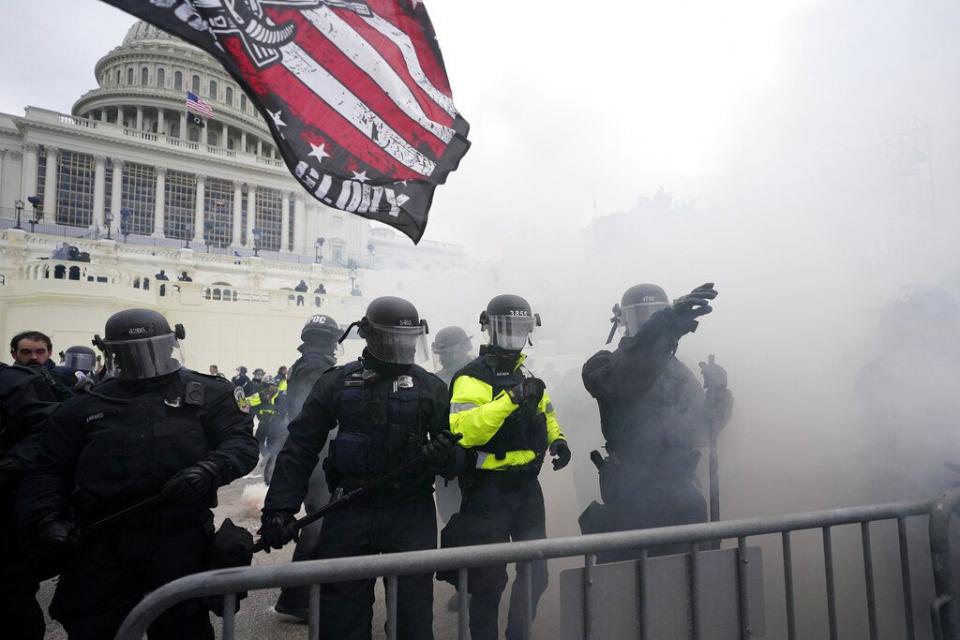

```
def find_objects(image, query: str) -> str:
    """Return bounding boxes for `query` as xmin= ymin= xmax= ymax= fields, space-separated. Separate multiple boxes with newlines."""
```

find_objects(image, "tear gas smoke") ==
xmin=369 ymin=1 xmax=960 ymax=637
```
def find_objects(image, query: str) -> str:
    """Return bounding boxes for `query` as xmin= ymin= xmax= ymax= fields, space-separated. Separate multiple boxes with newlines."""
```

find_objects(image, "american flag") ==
xmin=185 ymin=91 xmax=214 ymax=118
xmin=102 ymin=0 xmax=470 ymax=244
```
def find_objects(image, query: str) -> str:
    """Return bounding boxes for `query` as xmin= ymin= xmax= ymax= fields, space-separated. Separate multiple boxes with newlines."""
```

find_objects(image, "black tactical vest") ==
xmin=326 ymin=360 xmax=428 ymax=486
xmin=454 ymin=355 xmax=548 ymax=461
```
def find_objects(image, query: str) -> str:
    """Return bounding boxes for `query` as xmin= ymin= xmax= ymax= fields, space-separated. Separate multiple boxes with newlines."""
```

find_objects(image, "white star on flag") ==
xmin=309 ymin=143 xmax=330 ymax=163
xmin=268 ymin=109 xmax=286 ymax=128
xmin=352 ymin=170 xmax=370 ymax=183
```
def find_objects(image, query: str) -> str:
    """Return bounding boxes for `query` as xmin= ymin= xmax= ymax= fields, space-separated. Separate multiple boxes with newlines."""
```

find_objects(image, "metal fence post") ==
xmin=930 ymin=487 xmax=960 ymax=640
xmin=584 ymin=553 xmax=596 ymax=640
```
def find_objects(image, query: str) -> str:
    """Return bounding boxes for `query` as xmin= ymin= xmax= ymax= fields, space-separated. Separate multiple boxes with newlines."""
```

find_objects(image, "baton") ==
xmin=253 ymin=460 xmax=424 ymax=553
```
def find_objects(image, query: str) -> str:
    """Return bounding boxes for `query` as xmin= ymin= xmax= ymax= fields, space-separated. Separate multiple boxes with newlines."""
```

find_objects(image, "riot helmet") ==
xmin=301 ymin=314 xmax=341 ymax=344
xmin=432 ymin=326 xmax=473 ymax=370
xmin=94 ymin=309 xmax=185 ymax=380
xmin=480 ymin=294 xmax=540 ymax=352
xmin=609 ymin=284 xmax=669 ymax=341
xmin=61 ymin=345 xmax=96 ymax=373
xmin=341 ymin=296 xmax=429 ymax=365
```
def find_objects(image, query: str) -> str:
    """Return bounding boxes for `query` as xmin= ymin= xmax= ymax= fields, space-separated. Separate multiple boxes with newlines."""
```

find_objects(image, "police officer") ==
xmin=432 ymin=326 xmax=474 ymax=387
xmin=447 ymin=294 xmax=570 ymax=640
xmin=243 ymin=368 xmax=266 ymax=396
xmin=274 ymin=313 xmax=342 ymax=620
xmin=17 ymin=309 xmax=259 ymax=640
xmin=53 ymin=345 xmax=98 ymax=390
xmin=260 ymin=296 xmax=460 ymax=640
xmin=580 ymin=283 xmax=733 ymax=559
xmin=0 ymin=363 xmax=57 ymax=640
xmin=430 ymin=326 xmax=475 ymax=527
xmin=248 ymin=377 xmax=288 ymax=485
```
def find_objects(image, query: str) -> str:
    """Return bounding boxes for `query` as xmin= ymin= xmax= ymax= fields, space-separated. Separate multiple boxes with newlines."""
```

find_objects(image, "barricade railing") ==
xmin=115 ymin=494 xmax=951 ymax=640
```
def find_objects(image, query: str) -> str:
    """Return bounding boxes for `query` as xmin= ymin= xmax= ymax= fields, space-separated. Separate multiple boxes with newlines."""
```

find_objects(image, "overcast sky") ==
xmin=2 ymin=1 xmax=959 ymax=256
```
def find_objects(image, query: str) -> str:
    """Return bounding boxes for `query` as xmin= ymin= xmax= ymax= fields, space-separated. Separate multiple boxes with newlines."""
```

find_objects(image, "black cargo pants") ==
xmin=315 ymin=493 xmax=437 ymax=640
xmin=458 ymin=472 xmax=548 ymax=640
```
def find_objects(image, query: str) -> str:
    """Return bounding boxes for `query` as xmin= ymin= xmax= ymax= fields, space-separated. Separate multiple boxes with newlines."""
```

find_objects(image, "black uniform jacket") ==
xmin=286 ymin=345 xmax=337 ymax=418
xmin=264 ymin=358 xmax=450 ymax=514
xmin=17 ymin=369 xmax=258 ymax=532
xmin=582 ymin=309 xmax=714 ymax=465
xmin=0 ymin=364 xmax=58 ymax=491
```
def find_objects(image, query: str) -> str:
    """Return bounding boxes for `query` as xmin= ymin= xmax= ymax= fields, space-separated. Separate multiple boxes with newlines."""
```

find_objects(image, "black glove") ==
xmin=421 ymin=431 xmax=463 ymax=469
xmin=162 ymin=460 xmax=220 ymax=504
xmin=31 ymin=518 xmax=81 ymax=578
xmin=258 ymin=511 xmax=299 ymax=553
xmin=670 ymin=283 xmax=718 ymax=334
xmin=507 ymin=377 xmax=546 ymax=406
xmin=549 ymin=439 xmax=571 ymax=471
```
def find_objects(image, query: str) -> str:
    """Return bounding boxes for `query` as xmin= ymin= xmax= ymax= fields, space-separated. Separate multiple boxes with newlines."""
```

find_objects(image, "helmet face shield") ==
xmin=487 ymin=315 xmax=535 ymax=351
xmin=365 ymin=321 xmax=429 ymax=365
xmin=64 ymin=351 xmax=96 ymax=372
xmin=103 ymin=334 xmax=184 ymax=380
xmin=621 ymin=301 xmax=669 ymax=337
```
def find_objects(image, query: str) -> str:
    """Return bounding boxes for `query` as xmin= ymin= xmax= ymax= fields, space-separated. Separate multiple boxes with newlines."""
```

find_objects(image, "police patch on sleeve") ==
xmin=234 ymin=386 xmax=250 ymax=413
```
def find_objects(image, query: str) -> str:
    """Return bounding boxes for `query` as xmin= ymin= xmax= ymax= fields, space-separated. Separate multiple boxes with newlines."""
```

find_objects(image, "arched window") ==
xmin=191 ymin=74 xmax=200 ymax=93
xmin=141 ymin=67 xmax=148 ymax=85
xmin=209 ymin=80 xmax=217 ymax=99
xmin=157 ymin=68 xmax=165 ymax=88
xmin=127 ymin=68 xmax=134 ymax=84
xmin=240 ymin=94 xmax=247 ymax=112
xmin=225 ymin=86 xmax=233 ymax=106
xmin=174 ymin=70 xmax=182 ymax=90
xmin=115 ymin=69 xmax=121 ymax=85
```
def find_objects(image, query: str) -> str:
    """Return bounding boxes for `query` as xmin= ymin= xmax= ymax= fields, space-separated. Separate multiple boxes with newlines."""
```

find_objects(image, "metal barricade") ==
xmin=115 ymin=493 xmax=954 ymax=640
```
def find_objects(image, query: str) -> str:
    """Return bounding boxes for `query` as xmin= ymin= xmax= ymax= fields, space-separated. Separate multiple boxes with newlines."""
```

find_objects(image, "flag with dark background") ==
xmin=102 ymin=0 xmax=470 ymax=243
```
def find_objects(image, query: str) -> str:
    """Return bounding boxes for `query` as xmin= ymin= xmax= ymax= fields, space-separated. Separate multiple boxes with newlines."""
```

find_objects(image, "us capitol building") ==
xmin=0 ymin=21 xmax=469 ymax=373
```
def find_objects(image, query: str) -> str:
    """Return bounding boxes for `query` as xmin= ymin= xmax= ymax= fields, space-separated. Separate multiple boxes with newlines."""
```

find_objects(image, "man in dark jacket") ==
xmin=17 ymin=309 xmax=258 ymax=639
xmin=0 ymin=364 xmax=58 ymax=640
xmin=10 ymin=330 xmax=73 ymax=401
xmin=274 ymin=313 xmax=341 ymax=619
xmin=580 ymin=283 xmax=733 ymax=559
xmin=260 ymin=297 xmax=461 ymax=639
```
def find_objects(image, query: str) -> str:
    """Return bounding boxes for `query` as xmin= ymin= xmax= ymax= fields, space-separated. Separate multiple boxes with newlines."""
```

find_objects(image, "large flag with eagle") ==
xmin=102 ymin=0 xmax=470 ymax=243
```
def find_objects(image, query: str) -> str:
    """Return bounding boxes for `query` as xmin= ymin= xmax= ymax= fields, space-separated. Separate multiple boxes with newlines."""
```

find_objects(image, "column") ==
xmin=203 ymin=121 xmax=210 ymax=146
xmin=193 ymin=176 xmax=205 ymax=245
xmin=153 ymin=166 xmax=165 ymax=238
xmin=91 ymin=155 xmax=106 ymax=231
xmin=240 ymin=131 xmax=247 ymax=153
xmin=0 ymin=150 xmax=5 ymax=211
xmin=231 ymin=181 xmax=243 ymax=247
xmin=256 ymin=139 xmax=262 ymax=156
xmin=246 ymin=184 xmax=256 ymax=245
xmin=136 ymin=107 xmax=143 ymax=131
xmin=20 ymin=143 xmax=37 ymax=202
xmin=44 ymin=147 xmax=58 ymax=221
xmin=293 ymin=193 xmax=306 ymax=255
xmin=280 ymin=191 xmax=291 ymax=252
xmin=98 ymin=110 xmax=107 ymax=122
xmin=179 ymin=111 xmax=187 ymax=139
xmin=111 ymin=159 xmax=123 ymax=235
xmin=222 ymin=122 xmax=228 ymax=149
xmin=157 ymin=109 xmax=165 ymax=136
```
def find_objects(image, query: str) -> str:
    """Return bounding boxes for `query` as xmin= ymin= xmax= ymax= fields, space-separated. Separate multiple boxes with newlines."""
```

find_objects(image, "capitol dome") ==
xmin=121 ymin=21 xmax=182 ymax=45
xmin=72 ymin=20 xmax=272 ymax=152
